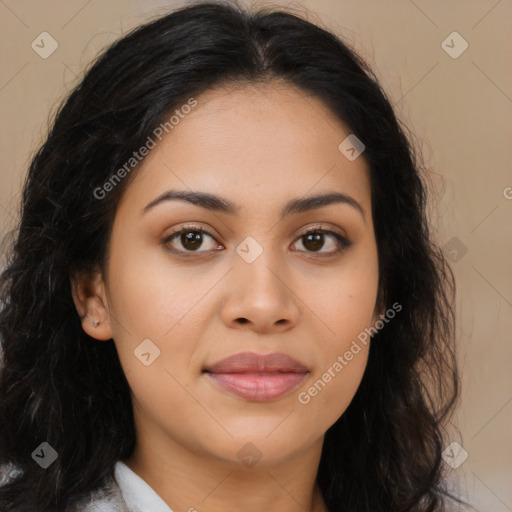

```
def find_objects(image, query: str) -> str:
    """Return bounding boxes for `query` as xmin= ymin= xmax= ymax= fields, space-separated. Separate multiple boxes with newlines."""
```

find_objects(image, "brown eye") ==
xmin=163 ymin=226 xmax=222 ymax=254
xmin=292 ymin=228 xmax=351 ymax=255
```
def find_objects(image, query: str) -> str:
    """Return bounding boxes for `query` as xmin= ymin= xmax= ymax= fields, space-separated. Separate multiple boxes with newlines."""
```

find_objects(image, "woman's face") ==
xmin=82 ymin=82 xmax=380 ymax=468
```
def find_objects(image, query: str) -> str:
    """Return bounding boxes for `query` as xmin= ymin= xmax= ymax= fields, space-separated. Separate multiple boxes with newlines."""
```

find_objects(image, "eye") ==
xmin=291 ymin=225 xmax=351 ymax=256
xmin=162 ymin=225 xmax=223 ymax=254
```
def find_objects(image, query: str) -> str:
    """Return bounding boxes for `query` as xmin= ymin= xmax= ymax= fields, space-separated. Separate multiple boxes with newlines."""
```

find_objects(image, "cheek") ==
xmin=307 ymin=245 xmax=379 ymax=343
xmin=106 ymin=235 xmax=208 ymax=339
xmin=296 ymin=288 xmax=373 ymax=431
xmin=123 ymin=362 xmax=218 ymax=455
xmin=293 ymin=245 xmax=377 ymax=427
xmin=105 ymin=238 xmax=211 ymax=388
xmin=295 ymin=348 xmax=369 ymax=438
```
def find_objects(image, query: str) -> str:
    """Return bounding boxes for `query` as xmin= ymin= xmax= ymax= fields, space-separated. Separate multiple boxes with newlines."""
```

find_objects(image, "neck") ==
xmin=123 ymin=436 xmax=328 ymax=512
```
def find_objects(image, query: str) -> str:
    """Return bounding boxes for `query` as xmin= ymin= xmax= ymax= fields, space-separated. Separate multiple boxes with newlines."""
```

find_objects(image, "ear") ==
xmin=70 ymin=267 xmax=114 ymax=341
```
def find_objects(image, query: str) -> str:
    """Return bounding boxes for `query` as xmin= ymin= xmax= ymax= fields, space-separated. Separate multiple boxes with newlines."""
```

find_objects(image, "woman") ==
xmin=0 ymin=1 xmax=461 ymax=511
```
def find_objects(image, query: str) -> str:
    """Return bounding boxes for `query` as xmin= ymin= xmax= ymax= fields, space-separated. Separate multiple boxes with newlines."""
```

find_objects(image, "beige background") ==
xmin=1 ymin=0 xmax=511 ymax=510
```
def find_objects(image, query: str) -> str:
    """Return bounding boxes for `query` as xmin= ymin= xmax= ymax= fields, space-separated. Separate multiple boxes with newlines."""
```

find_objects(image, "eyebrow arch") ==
xmin=142 ymin=189 xmax=365 ymax=221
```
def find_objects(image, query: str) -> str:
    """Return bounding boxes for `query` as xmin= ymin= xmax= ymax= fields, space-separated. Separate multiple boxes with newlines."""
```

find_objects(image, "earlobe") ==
xmin=70 ymin=268 xmax=114 ymax=341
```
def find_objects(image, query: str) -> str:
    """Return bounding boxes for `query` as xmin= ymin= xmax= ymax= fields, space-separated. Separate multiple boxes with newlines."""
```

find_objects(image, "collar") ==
xmin=114 ymin=460 xmax=174 ymax=512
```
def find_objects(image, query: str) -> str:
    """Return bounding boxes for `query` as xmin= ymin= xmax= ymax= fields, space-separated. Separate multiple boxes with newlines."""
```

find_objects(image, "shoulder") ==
xmin=77 ymin=489 xmax=132 ymax=512
xmin=68 ymin=469 xmax=133 ymax=512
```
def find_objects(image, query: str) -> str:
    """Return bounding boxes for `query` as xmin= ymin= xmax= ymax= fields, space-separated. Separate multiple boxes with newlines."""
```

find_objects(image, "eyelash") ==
xmin=161 ymin=224 xmax=352 ymax=258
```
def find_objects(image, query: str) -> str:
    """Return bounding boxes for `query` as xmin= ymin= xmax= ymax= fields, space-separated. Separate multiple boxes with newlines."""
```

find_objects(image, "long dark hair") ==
xmin=0 ymin=1 xmax=459 ymax=510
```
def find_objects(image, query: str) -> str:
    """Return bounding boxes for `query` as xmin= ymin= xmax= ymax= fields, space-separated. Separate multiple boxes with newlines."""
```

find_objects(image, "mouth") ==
xmin=203 ymin=351 xmax=309 ymax=402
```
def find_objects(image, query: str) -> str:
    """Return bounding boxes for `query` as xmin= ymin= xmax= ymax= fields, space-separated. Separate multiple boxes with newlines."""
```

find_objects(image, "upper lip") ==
xmin=204 ymin=352 xmax=309 ymax=374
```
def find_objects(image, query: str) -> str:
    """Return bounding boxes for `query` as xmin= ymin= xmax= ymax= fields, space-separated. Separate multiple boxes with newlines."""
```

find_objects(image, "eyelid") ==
xmin=296 ymin=223 xmax=347 ymax=239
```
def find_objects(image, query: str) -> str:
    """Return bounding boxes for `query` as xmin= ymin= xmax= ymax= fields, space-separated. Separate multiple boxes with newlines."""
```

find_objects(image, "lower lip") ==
xmin=206 ymin=372 xmax=307 ymax=402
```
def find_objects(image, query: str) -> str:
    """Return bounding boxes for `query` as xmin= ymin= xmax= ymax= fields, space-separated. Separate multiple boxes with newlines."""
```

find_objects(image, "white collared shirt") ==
xmin=83 ymin=461 xmax=174 ymax=512
xmin=0 ymin=460 xmax=174 ymax=511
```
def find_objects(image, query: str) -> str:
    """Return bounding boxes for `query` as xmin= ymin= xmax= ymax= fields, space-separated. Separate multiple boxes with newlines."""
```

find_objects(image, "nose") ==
xmin=220 ymin=252 xmax=301 ymax=334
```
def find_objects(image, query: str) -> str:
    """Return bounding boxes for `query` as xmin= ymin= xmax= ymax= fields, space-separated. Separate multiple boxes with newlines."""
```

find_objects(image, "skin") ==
xmin=72 ymin=81 xmax=381 ymax=512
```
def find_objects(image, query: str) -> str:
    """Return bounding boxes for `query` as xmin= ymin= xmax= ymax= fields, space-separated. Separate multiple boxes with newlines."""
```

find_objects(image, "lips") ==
xmin=203 ymin=352 xmax=309 ymax=402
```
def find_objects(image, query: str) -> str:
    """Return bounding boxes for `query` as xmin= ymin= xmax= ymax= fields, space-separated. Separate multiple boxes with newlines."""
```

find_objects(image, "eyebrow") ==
xmin=142 ymin=189 xmax=365 ymax=221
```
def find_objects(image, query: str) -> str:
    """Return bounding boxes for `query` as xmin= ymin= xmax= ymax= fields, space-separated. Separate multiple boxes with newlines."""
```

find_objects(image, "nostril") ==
xmin=237 ymin=318 xmax=249 ymax=324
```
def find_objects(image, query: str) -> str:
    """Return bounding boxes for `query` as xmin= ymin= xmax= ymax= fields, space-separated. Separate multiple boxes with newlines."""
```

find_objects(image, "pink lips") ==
xmin=204 ymin=352 xmax=309 ymax=402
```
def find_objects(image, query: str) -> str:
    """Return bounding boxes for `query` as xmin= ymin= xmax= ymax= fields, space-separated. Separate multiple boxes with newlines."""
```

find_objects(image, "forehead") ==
xmin=117 ymin=81 xmax=372 ymax=216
